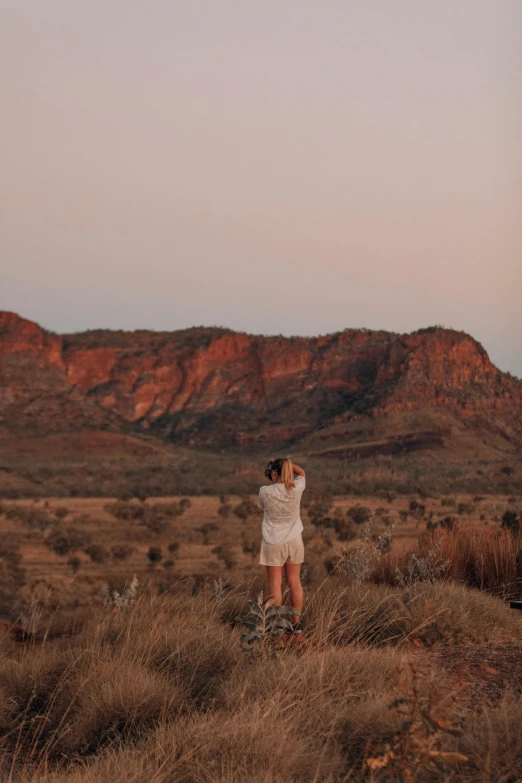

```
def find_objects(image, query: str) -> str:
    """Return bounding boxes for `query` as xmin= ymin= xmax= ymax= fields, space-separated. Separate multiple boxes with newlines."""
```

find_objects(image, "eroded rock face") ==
xmin=0 ymin=312 xmax=64 ymax=371
xmin=0 ymin=312 xmax=520 ymax=447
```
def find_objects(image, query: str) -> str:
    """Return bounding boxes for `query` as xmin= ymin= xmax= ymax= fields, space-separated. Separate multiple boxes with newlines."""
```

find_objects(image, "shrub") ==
xmin=242 ymin=538 xmax=260 ymax=560
xmin=304 ymin=491 xmax=334 ymax=526
xmin=232 ymin=499 xmax=258 ymax=523
xmin=395 ymin=540 xmax=449 ymax=586
xmin=501 ymin=509 xmax=520 ymax=535
xmin=67 ymin=556 xmax=82 ymax=574
xmin=110 ymin=544 xmax=135 ymax=562
xmin=212 ymin=544 xmax=237 ymax=570
xmin=104 ymin=501 xmax=145 ymax=521
xmin=347 ymin=505 xmax=372 ymax=525
xmin=140 ymin=508 xmax=171 ymax=535
xmin=441 ymin=496 xmax=457 ymax=508
xmin=409 ymin=500 xmax=426 ymax=517
xmin=439 ymin=515 xmax=456 ymax=531
xmin=373 ymin=528 xmax=522 ymax=596
xmin=147 ymin=546 xmax=163 ymax=566
xmin=45 ymin=526 xmax=91 ymax=557
xmin=84 ymin=543 xmax=109 ymax=564
xmin=3 ymin=505 xmax=51 ymax=530
xmin=234 ymin=593 xmax=298 ymax=659
xmin=167 ymin=542 xmax=180 ymax=555
xmin=138 ymin=500 xmax=192 ymax=535
xmin=329 ymin=520 xmax=394 ymax=584
xmin=217 ymin=502 xmax=232 ymax=520
xmin=334 ymin=514 xmax=356 ymax=542
xmin=197 ymin=522 xmax=219 ymax=545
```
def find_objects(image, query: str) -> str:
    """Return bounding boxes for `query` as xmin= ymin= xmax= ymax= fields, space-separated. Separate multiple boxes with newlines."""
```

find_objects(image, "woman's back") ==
xmin=258 ymin=475 xmax=305 ymax=545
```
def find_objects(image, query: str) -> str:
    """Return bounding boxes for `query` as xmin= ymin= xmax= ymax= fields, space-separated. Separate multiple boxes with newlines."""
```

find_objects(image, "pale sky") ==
xmin=1 ymin=1 xmax=521 ymax=376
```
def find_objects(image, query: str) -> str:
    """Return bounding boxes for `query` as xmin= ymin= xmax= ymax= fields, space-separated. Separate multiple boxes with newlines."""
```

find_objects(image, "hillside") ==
xmin=0 ymin=311 xmax=521 ymax=496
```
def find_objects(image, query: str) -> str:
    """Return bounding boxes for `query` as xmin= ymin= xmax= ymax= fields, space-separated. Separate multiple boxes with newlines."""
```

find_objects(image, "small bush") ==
xmin=84 ymin=543 xmax=109 ymax=564
xmin=501 ymin=509 xmax=520 ymax=535
xmin=147 ymin=546 xmax=163 ymax=566
xmin=409 ymin=500 xmax=426 ymax=517
xmin=212 ymin=544 xmax=237 ymax=570
xmin=217 ymin=502 xmax=232 ymax=520
xmin=347 ymin=505 xmax=372 ymax=525
xmin=68 ymin=556 xmax=82 ymax=574
xmin=441 ymin=496 xmax=457 ymax=508
xmin=439 ymin=516 xmax=456 ymax=531
xmin=197 ymin=523 xmax=219 ymax=545
xmin=110 ymin=544 xmax=135 ymax=562
xmin=4 ymin=505 xmax=51 ymax=530
xmin=233 ymin=499 xmax=258 ymax=523
xmin=45 ymin=526 xmax=92 ymax=557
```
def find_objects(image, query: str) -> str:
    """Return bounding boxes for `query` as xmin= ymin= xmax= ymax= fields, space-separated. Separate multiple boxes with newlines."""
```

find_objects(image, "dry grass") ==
xmin=1 ymin=494 xmax=521 ymax=780
xmin=0 ymin=578 xmax=519 ymax=782
xmin=373 ymin=527 xmax=522 ymax=596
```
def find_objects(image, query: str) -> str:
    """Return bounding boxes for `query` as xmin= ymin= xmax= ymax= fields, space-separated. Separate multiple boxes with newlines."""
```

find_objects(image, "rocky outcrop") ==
xmin=0 ymin=312 xmax=520 ymax=448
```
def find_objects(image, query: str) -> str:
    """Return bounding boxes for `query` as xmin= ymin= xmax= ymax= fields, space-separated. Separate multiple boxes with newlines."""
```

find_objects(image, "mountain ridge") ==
xmin=1 ymin=310 xmax=521 ymax=452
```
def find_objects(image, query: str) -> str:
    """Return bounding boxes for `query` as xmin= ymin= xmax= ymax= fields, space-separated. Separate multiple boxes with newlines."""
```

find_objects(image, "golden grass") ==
xmin=0 ymin=493 xmax=521 ymax=780
xmin=0 ymin=578 xmax=520 ymax=782
xmin=373 ymin=527 xmax=522 ymax=596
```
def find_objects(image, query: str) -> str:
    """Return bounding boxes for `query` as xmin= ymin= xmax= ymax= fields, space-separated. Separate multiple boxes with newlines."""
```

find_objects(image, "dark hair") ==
xmin=264 ymin=457 xmax=295 ymax=491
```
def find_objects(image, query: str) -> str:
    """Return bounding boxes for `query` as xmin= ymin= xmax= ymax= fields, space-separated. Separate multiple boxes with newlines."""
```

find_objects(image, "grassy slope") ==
xmin=1 ymin=582 xmax=521 ymax=782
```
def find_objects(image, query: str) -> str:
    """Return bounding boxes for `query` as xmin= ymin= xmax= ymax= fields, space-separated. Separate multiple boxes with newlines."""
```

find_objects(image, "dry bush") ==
xmin=110 ymin=544 xmax=135 ymax=562
xmin=373 ymin=528 xmax=522 ymax=597
xmin=3 ymin=505 xmax=52 ymax=530
xmin=44 ymin=526 xmax=91 ymax=557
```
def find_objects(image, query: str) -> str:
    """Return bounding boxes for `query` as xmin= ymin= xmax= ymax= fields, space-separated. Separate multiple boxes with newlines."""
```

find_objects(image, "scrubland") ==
xmin=0 ymin=492 xmax=521 ymax=781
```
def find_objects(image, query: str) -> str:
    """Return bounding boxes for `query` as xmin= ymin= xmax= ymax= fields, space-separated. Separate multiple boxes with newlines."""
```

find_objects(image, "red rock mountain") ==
xmin=1 ymin=311 xmax=521 ymax=452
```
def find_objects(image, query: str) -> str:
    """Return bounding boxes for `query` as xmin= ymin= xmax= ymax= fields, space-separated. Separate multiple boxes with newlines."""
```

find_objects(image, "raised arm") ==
xmin=292 ymin=462 xmax=305 ymax=478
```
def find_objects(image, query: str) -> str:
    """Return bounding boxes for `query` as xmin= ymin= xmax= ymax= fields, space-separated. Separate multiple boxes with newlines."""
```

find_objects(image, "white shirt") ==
xmin=257 ymin=475 xmax=306 ymax=545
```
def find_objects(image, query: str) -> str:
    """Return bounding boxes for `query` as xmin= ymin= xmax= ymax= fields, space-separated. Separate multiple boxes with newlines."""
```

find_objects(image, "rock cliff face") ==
xmin=1 ymin=311 xmax=521 ymax=448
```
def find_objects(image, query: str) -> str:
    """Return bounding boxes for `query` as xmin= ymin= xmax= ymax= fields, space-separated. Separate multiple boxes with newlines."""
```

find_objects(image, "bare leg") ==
xmin=284 ymin=562 xmax=303 ymax=623
xmin=265 ymin=565 xmax=283 ymax=606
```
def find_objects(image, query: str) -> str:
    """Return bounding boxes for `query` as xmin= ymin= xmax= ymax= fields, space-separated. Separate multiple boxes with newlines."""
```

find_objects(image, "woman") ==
xmin=257 ymin=457 xmax=306 ymax=630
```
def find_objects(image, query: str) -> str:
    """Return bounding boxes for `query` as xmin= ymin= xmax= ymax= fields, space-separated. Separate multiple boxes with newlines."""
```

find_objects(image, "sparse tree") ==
xmin=501 ymin=510 xmax=520 ymax=535
xmin=147 ymin=546 xmax=163 ymax=566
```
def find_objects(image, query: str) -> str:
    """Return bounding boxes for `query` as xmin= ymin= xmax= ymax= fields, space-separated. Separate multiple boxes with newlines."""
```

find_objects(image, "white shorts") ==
xmin=259 ymin=534 xmax=304 ymax=567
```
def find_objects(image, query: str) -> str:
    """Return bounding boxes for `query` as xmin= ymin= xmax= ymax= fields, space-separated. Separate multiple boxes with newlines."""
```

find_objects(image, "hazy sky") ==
xmin=1 ymin=1 xmax=521 ymax=376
